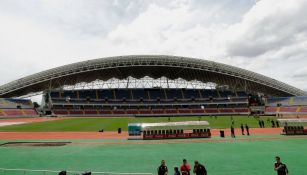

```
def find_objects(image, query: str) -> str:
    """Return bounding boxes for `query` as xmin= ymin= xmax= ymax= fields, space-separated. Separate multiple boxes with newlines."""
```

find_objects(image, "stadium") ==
xmin=0 ymin=55 xmax=307 ymax=175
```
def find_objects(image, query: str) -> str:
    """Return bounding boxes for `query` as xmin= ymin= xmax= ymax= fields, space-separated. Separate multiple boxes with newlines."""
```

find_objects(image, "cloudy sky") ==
xmin=1 ymin=0 xmax=307 ymax=93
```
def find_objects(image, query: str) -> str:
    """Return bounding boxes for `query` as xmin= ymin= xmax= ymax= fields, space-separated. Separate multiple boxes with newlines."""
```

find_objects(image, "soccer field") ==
xmin=0 ymin=116 xmax=276 ymax=132
xmin=0 ymin=135 xmax=306 ymax=175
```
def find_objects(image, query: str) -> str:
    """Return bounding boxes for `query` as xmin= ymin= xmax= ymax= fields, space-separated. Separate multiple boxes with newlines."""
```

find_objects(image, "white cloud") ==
xmin=1 ymin=0 xmax=307 ymax=102
xmin=219 ymin=0 xmax=307 ymax=89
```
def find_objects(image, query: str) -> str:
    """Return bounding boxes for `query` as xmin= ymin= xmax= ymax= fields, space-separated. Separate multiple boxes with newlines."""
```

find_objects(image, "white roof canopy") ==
xmin=277 ymin=118 xmax=307 ymax=124
xmin=130 ymin=121 xmax=209 ymax=130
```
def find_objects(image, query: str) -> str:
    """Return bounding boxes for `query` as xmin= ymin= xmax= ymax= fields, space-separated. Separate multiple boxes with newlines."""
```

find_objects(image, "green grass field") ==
xmin=0 ymin=116 xmax=305 ymax=175
xmin=0 ymin=136 xmax=306 ymax=175
xmin=0 ymin=116 xmax=276 ymax=131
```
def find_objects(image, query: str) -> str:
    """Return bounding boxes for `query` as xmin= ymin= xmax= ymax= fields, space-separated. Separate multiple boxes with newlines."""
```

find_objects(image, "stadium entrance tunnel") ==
xmin=0 ymin=55 xmax=306 ymax=97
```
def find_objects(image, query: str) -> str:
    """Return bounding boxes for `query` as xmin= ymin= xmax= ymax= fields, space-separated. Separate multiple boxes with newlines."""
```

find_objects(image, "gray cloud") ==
xmin=0 ymin=0 xmax=307 ymax=95
xmin=224 ymin=0 xmax=307 ymax=57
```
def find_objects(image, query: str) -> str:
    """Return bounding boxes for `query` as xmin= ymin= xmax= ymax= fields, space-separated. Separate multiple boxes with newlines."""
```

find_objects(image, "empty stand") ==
xmin=48 ymin=88 xmax=251 ymax=116
xmin=0 ymin=98 xmax=37 ymax=117
xmin=279 ymin=107 xmax=298 ymax=113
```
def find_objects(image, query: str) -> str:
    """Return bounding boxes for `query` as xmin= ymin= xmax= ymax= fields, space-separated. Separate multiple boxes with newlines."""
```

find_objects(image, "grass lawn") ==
xmin=0 ymin=136 xmax=305 ymax=175
xmin=0 ymin=116 xmax=276 ymax=132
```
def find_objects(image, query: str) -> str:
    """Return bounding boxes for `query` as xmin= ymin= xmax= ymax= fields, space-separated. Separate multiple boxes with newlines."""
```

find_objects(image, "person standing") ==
xmin=245 ymin=124 xmax=250 ymax=136
xmin=261 ymin=120 xmax=265 ymax=128
xmin=240 ymin=124 xmax=245 ymax=135
xmin=158 ymin=160 xmax=168 ymax=175
xmin=258 ymin=120 xmax=262 ymax=128
xmin=180 ymin=159 xmax=191 ymax=175
xmin=271 ymin=120 xmax=276 ymax=128
xmin=276 ymin=120 xmax=280 ymax=128
xmin=274 ymin=156 xmax=289 ymax=175
xmin=174 ymin=167 xmax=180 ymax=175
xmin=230 ymin=125 xmax=235 ymax=138
xmin=193 ymin=161 xmax=207 ymax=175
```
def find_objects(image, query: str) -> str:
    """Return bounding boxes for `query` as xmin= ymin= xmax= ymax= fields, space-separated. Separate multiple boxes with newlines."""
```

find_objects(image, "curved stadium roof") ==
xmin=0 ymin=55 xmax=306 ymax=97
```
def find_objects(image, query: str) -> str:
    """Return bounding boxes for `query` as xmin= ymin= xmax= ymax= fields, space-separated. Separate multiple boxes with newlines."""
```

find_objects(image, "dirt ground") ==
xmin=0 ymin=128 xmax=282 ymax=140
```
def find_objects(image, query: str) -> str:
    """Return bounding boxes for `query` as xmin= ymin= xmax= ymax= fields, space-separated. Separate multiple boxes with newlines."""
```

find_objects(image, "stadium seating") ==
xmin=182 ymin=89 xmax=200 ymax=99
xmin=79 ymin=90 xmax=96 ymax=99
xmin=48 ymin=88 xmax=250 ymax=116
xmin=300 ymin=106 xmax=307 ymax=113
xmin=264 ymin=96 xmax=307 ymax=115
xmin=279 ymin=107 xmax=297 ymax=113
xmin=0 ymin=98 xmax=37 ymax=117
xmin=234 ymin=108 xmax=249 ymax=113
xmin=236 ymin=91 xmax=248 ymax=97
xmin=266 ymin=96 xmax=307 ymax=107
xmin=293 ymin=97 xmax=307 ymax=105
xmin=265 ymin=107 xmax=278 ymax=114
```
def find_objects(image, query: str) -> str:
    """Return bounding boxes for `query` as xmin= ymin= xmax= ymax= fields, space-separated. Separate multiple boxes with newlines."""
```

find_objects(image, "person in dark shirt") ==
xmin=258 ymin=120 xmax=262 ymax=128
xmin=276 ymin=120 xmax=280 ymax=127
xmin=271 ymin=120 xmax=276 ymax=128
xmin=274 ymin=156 xmax=289 ymax=175
xmin=245 ymin=124 xmax=250 ymax=135
xmin=158 ymin=160 xmax=168 ymax=175
xmin=230 ymin=125 xmax=235 ymax=138
xmin=193 ymin=161 xmax=207 ymax=175
xmin=174 ymin=167 xmax=180 ymax=175
xmin=240 ymin=124 xmax=245 ymax=135
xmin=180 ymin=159 xmax=191 ymax=175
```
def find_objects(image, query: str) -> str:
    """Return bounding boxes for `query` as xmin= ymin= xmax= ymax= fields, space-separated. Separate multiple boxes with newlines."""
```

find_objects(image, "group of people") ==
xmin=158 ymin=156 xmax=288 ymax=175
xmin=158 ymin=159 xmax=207 ymax=175
xmin=240 ymin=123 xmax=250 ymax=135
xmin=258 ymin=119 xmax=280 ymax=128
xmin=230 ymin=123 xmax=250 ymax=138
xmin=258 ymin=120 xmax=266 ymax=128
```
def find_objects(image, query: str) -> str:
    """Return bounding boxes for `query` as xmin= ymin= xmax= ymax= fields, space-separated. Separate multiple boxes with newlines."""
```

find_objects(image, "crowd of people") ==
xmin=158 ymin=156 xmax=288 ymax=175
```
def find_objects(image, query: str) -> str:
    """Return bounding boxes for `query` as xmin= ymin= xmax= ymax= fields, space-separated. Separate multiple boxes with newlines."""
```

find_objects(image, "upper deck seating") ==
xmin=237 ymin=91 xmax=248 ymax=97
xmin=182 ymin=89 xmax=200 ymax=99
xmin=115 ymin=89 xmax=131 ymax=100
xmin=148 ymin=89 xmax=165 ymax=99
xmin=200 ymin=89 xmax=219 ymax=98
xmin=165 ymin=89 xmax=182 ymax=99
xmin=133 ymin=89 xmax=148 ymax=100
xmin=62 ymin=91 xmax=77 ymax=99
xmin=98 ymin=90 xmax=114 ymax=99
xmin=79 ymin=90 xmax=96 ymax=99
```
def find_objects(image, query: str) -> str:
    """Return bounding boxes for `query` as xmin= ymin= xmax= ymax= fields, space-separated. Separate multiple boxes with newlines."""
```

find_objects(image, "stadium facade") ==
xmin=0 ymin=55 xmax=307 ymax=117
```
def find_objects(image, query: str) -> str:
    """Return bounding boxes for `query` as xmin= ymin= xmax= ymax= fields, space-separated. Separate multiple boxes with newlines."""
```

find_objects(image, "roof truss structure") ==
xmin=0 ymin=55 xmax=306 ymax=97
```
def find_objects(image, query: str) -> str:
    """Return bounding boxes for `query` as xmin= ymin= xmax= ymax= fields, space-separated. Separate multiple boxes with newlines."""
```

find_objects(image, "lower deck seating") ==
xmin=265 ymin=105 xmax=307 ymax=114
xmin=279 ymin=107 xmax=297 ymax=113
xmin=0 ymin=109 xmax=37 ymax=117
xmin=84 ymin=110 xmax=98 ymax=115
xmin=234 ymin=108 xmax=249 ymax=113
xmin=265 ymin=107 xmax=278 ymax=114
xmin=300 ymin=106 xmax=307 ymax=113
xmin=51 ymin=107 xmax=250 ymax=116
